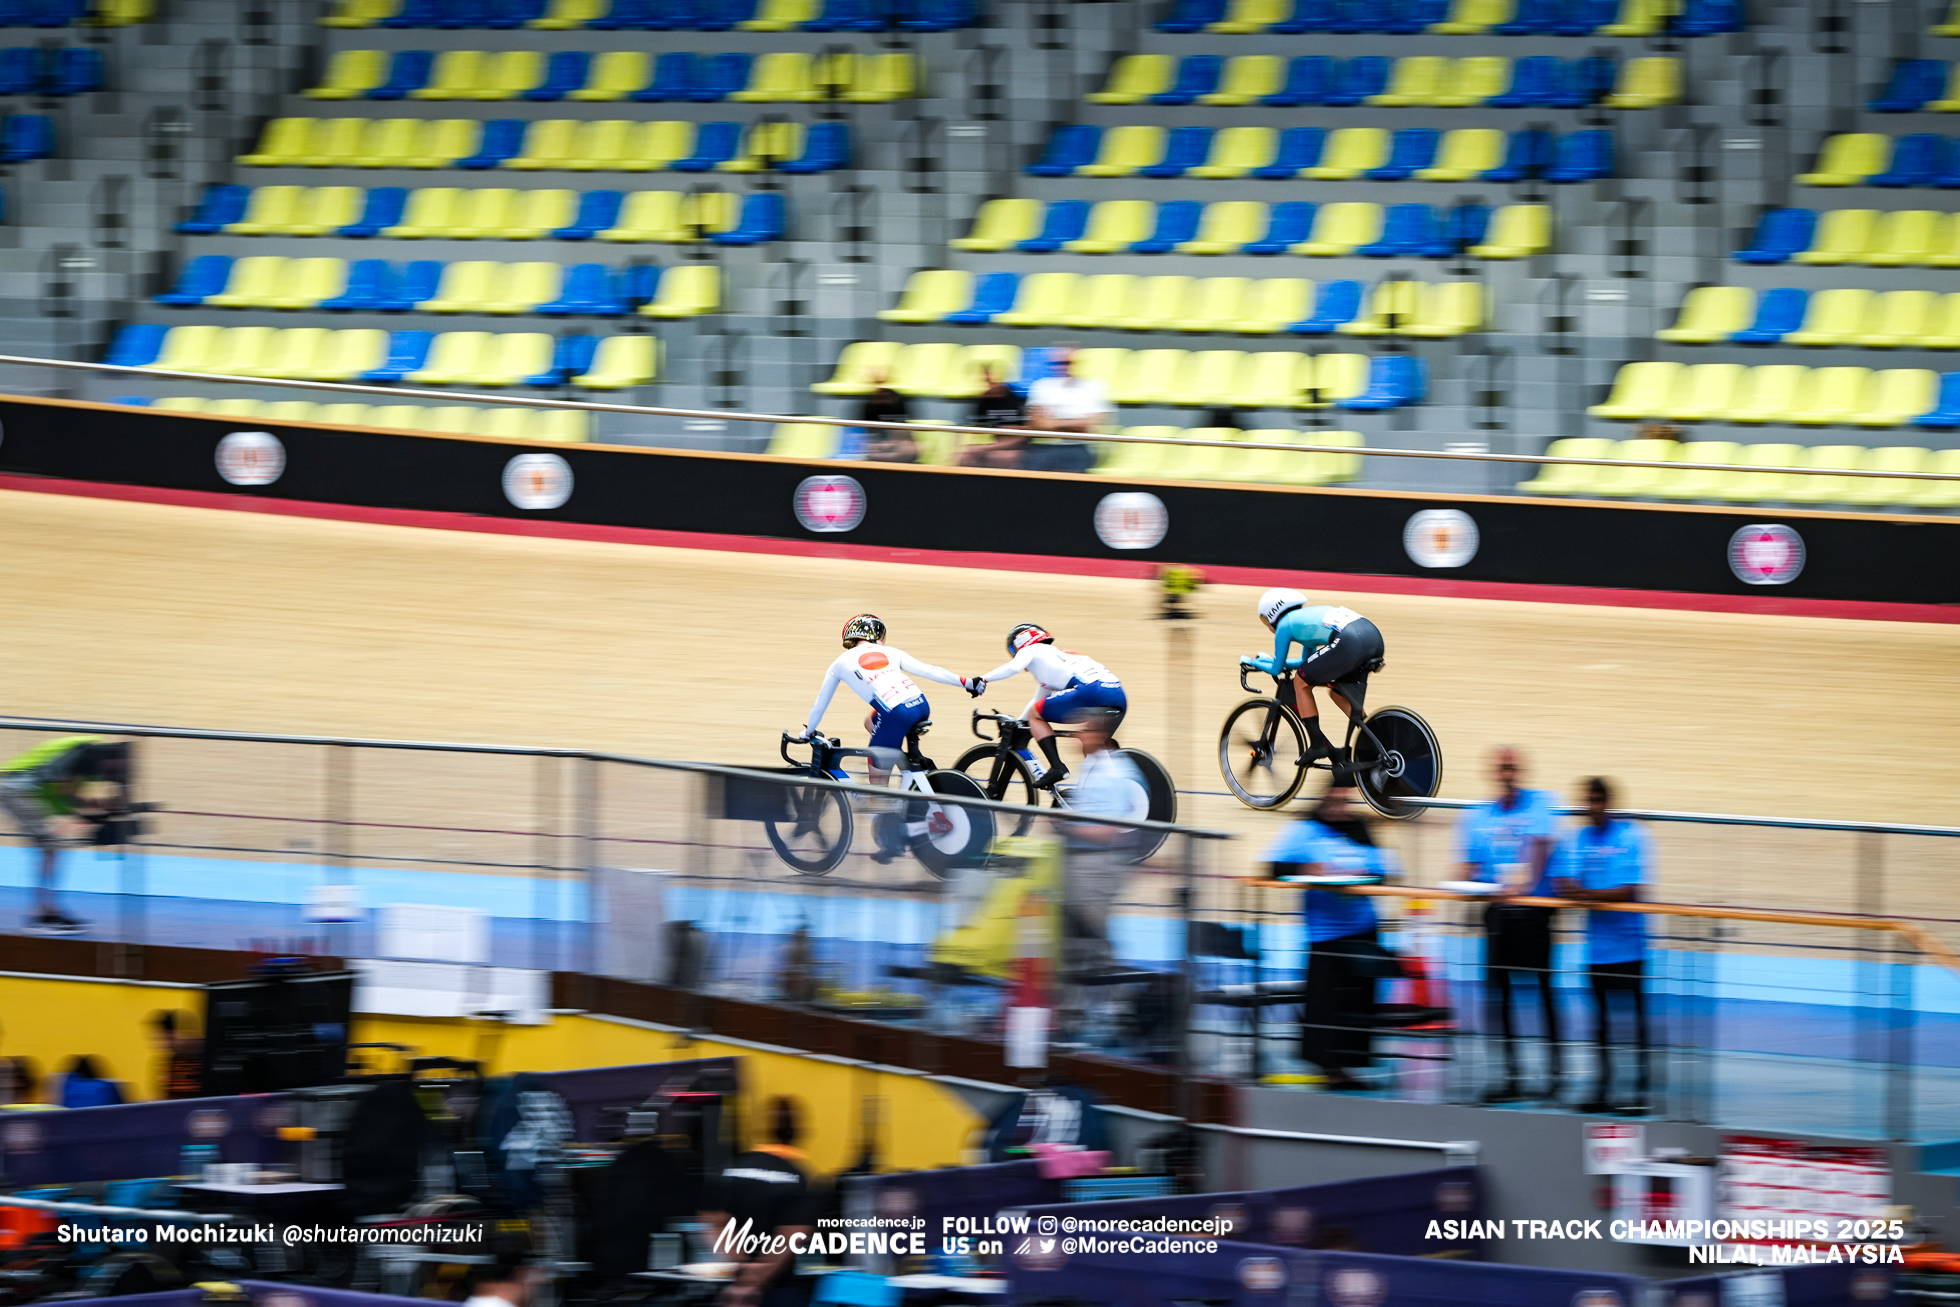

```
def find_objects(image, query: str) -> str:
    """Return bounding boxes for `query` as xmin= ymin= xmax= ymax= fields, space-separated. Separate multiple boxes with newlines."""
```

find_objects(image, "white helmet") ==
xmin=1257 ymin=587 xmax=1307 ymax=627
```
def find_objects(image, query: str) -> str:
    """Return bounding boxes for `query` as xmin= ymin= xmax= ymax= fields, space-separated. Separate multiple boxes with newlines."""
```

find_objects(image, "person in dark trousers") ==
xmin=958 ymin=365 xmax=1031 ymax=469
xmin=1261 ymin=787 xmax=1394 ymax=1092
xmin=854 ymin=373 xmax=916 ymax=464
xmin=1554 ymin=777 xmax=1655 ymax=1116
xmin=700 ymin=1096 xmax=821 ymax=1307
xmin=1456 ymin=747 xmax=1563 ymax=1103
xmin=151 ymin=1010 xmax=204 ymax=1100
xmin=1 ymin=736 xmax=132 ymax=934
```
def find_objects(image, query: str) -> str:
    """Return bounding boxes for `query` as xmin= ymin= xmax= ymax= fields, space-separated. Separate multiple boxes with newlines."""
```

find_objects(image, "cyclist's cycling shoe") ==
xmin=869 ymin=811 xmax=906 ymax=864
xmin=1299 ymin=744 xmax=1336 ymax=767
xmin=1032 ymin=764 xmax=1070 ymax=790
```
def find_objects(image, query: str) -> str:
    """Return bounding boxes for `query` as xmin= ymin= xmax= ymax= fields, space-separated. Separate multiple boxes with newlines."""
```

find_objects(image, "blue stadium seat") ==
xmin=639 ymin=0 xmax=702 ymax=27
xmin=488 ymin=0 xmax=549 ymax=26
xmin=1425 ymin=202 xmax=1489 ymax=256
xmin=382 ymin=260 xmax=444 ymax=311
xmin=342 ymin=187 xmax=408 ymax=237
xmin=805 ymin=0 xmax=873 ymax=30
xmin=1871 ymin=133 xmax=1946 ymax=187
xmin=1323 ymin=56 xmax=1389 ymax=106
xmin=635 ymin=52 xmax=698 ymax=101
xmin=1484 ymin=127 xmax=1551 ymax=181
xmin=1913 ymin=372 xmax=1960 ymax=428
xmin=368 ymin=50 xmax=435 ymax=100
xmin=554 ymin=190 xmax=623 ymax=240
xmin=1676 ymin=0 xmax=1743 ymax=33
xmin=103 ymin=324 xmax=168 ymax=368
xmin=1266 ymin=57 xmax=1333 ymax=107
xmin=1870 ymin=59 xmax=1946 ymax=113
xmin=111 ymin=397 xmax=154 ymax=406
xmin=30 ymin=0 xmax=82 ymax=26
xmin=156 ymin=255 xmax=234 ymax=306
xmin=1331 ymin=0 xmax=1391 ymax=32
xmin=1935 ymin=140 xmax=1960 ymax=189
xmin=0 ymin=112 xmax=54 ymax=162
xmin=1735 ymin=208 xmax=1817 ymax=264
xmin=690 ymin=53 xmax=751 ymax=102
xmin=538 ymin=264 xmax=622 ymax=315
xmin=384 ymin=0 xmax=444 ymax=26
xmin=1549 ymin=55 xmax=1616 ymax=108
xmin=1494 ymin=0 xmax=1557 ymax=32
xmin=945 ymin=272 xmax=1020 ymax=324
xmin=777 ymin=120 xmax=849 ymax=172
xmin=671 ymin=121 xmax=742 ymax=170
xmin=456 ymin=119 xmax=527 ymax=168
xmin=1289 ymin=280 xmax=1364 ymax=334
xmin=1138 ymin=126 xmax=1213 ymax=178
xmin=1730 ymin=286 xmax=1808 ymax=343
xmin=0 ymin=49 xmax=36 ymax=96
xmin=1254 ymin=127 xmax=1325 ymax=178
xmin=1131 ymin=200 xmax=1205 ymax=253
xmin=616 ymin=264 xmax=661 ymax=310
xmin=1549 ymin=0 xmax=1610 ymax=35
xmin=591 ymin=0 xmax=661 ymax=28
xmin=178 ymin=184 xmax=250 ymax=235
xmin=1358 ymin=205 xmax=1437 ymax=256
xmin=1018 ymin=199 xmax=1090 ymax=252
xmin=1341 ymin=354 xmax=1426 ymax=409
xmin=526 ymin=333 xmax=599 ymax=385
xmin=363 ymin=330 xmax=435 ymax=381
xmin=1367 ymin=128 xmax=1440 ymax=181
xmin=714 ymin=190 xmax=786 ymax=244
xmin=1488 ymin=56 xmax=1561 ymax=108
xmin=1027 ymin=124 xmax=1099 ymax=177
xmin=48 ymin=47 xmax=101 ymax=94
xmin=1544 ymin=128 xmax=1612 ymax=182
xmin=1383 ymin=0 xmax=1445 ymax=32
xmin=696 ymin=0 xmax=760 ymax=30
xmin=526 ymin=51 xmax=592 ymax=100
xmin=900 ymin=0 xmax=975 ymax=30
xmin=1273 ymin=0 xmax=1336 ymax=30
xmin=1244 ymin=201 xmax=1316 ymax=254
xmin=1157 ymin=0 xmax=1226 ymax=31
xmin=319 ymin=259 xmax=396 ymax=311
xmin=1154 ymin=55 xmax=1223 ymax=105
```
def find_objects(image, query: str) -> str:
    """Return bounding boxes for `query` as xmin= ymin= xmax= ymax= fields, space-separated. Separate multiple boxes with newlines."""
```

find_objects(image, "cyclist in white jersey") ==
xmin=795 ymin=614 xmax=982 ymax=787
xmin=973 ymin=623 xmax=1126 ymax=790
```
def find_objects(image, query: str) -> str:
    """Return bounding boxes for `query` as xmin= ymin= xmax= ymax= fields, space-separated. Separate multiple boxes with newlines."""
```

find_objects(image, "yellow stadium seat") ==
xmin=1211 ymin=0 xmax=1287 ymax=31
xmin=1417 ymin=129 xmax=1505 ymax=181
xmin=1159 ymin=427 xmax=1240 ymax=480
xmin=473 ymin=51 xmax=548 ymax=101
xmin=1434 ymin=57 xmax=1509 ymax=107
xmin=1603 ymin=56 xmax=1679 ymax=108
xmin=1797 ymin=134 xmax=1889 ymax=187
xmin=206 ymin=256 xmax=286 ymax=309
xmin=572 ymin=51 xmax=650 ymax=102
xmin=307 ymin=50 xmax=386 ymax=100
xmin=1787 ymin=369 xmax=1868 ymax=425
xmin=1201 ymin=428 xmax=1267 ymax=482
xmin=640 ymin=263 xmax=720 ymax=318
xmin=1891 ymin=447 xmax=1954 ymax=508
xmin=441 ymin=188 xmax=513 ymax=239
xmin=421 ymin=406 xmax=481 ymax=434
xmin=485 ymin=262 xmax=561 ymax=315
xmin=719 ymin=120 xmax=802 ymax=173
xmin=200 ymin=326 xmax=277 ymax=376
xmin=599 ymin=190 xmax=687 ymax=242
xmin=224 ymin=185 xmax=304 ymax=235
xmin=1470 ymin=204 xmax=1552 ymax=259
xmin=733 ymin=52 xmax=818 ymax=102
xmin=244 ymin=328 xmax=328 ymax=377
xmin=501 ymin=189 xmax=576 ymax=240
xmin=146 ymin=325 xmax=223 ymax=372
xmin=1589 ymin=361 xmax=1682 ymax=419
xmin=1785 ymin=288 xmax=1873 ymax=347
xmin=267 ymin=258 xmax=347 ymax=310
xmin=505 ymin=120 xmax=579 ymax=170
xmin=473 ymin=408 xmax=532 ymax=440
xmin=1370 ymin=56 xmax=1448 ymax=107
xmin=1924 ymin=215 xmax=1960 ymax=267
xmin=1202 ymin=56 xmax=1284 ymax=106
xmin=1656 ymin=286 xmax=1753 ymax=343
xmin=260 ymin=400 xmax=318 ymax=422
xmin=414 ymin=119 xmax=480 ymax=168
xmin=845 ymin=52 xmax=917 ymax=103
xmin=1066 ymin=201 xmax=1155 ymax=254
xmin=1919 ymin=293 xmax=1960 ymax=347
xmin=1088 ymin=55 xmax=1174 ymax=105
xmin=152 ymin=396 xmax=209 ymax=413
xmin=1235 ymin=351 xmax=1315 ymax=408
xmin=679 ymin=189 xmax=739 ymax=241
xmin=1189 ymin=127 xmax=1277 ymax=179
xmin=412 ymin=50 xmax=484 ymax=100
xmin=285 ymin=186 xmax=364 ymax=236
xmin=1795 ymin=208 xmax=1875 ymax=264
xmin=1854 ymin=290 xmax=1938 ymax=347
xmin=1854 ymin=368 xmax=1938 ymax=426
xmin=1431 ymin=0 xmax=1511 ymax=31
xmin=1936 ymin=0 xmax=1960 ymax=34
xmin=1111 ymin=350 xmax=1188 ymax=404
xmin=311 ymin=403 xmax=374 ymax=425
xmin=768 ymin=422 xmax=839 ymax=458
xmin=1721 ymin=365 xmax=1808 ymax=423
xmin=1312 ymin=429 xmax=1365 ymax=484
xmin=1861 ymin=210 xmax=1942 ymax=266
xmin=952 ymin=199 xmax=1043 ymax=252
xmin=1778 ymin=444 xmax=1865 ymax=504
xmin=1233 ymin=279 xmax=1313 ymax=334
xmin=996 ymin=272 xmax=1079 ymax=328
xmin=1177 ymin=277 xmax=1251 ymax=332
xmin=1179 ymin=201 xmax=1267 ymax=254
xmin=1093 ymin=427 xmax=1180 ymax=479
xmin=739 ymin=0 xmax=818 ymax=29
xmin=1069 ymin=348 xmax=1128 ymax=392
xmin=1227 ymin=429 xmax=1298 ymax=484
xmin=1304 ymin=128 xmax=1388 ymax=180
xmin=238 ymin=117 xmax=315 ymax=167
xmin=1653 ymin=440 xmax=1741 ymax=499
xmin=1293 ymin=202 xmax=1383 ymax=256
xmin=886 ymin=342 xmax=959 ymax=398
xmin=1166 ymin=350 xmax=1247 ymax=407
xmin=1601 ymin=0 xmax=1667 ymax=34
xmin=348 ymin=117 xmax=422 ymax=168
xmin=1116 ymin=276 xmax=1197 ymax=332
xmin=530 ymin=0 xmax=605 ymax=26
xmin=1403 ymin=281 xmax=1484 ymax=337
xmin=405 ymin=331 xmax=488 ymax=385
xmin=304 ymin=329 xmax=388 ymax=381
xmin=947 ymin=345 xmax=1021 ymax=398
xmin=416 ymin=261 xmax=496 ymax=313
xmin=1059 ymin=274 xmax=1136 ymax=329
xmin=564 ymin=121 xmax=640 ymax=171
xmin=1519 ymin=437 xmax=1616 ymax=495
xmin=383 ymin=187 xmax=460 ymax=238
xmin=1079 ymin=126 xmax=1165 ymax=178
xmin=1594 ymin=438 xmax=1682 ymax=497
xmin=1312 ymin=353 xmax=1371 ymax=406
xmin=321 ymin=0 xmax=395 ymax=26
xmin=879 ymin=270 xmax=973 ymax=324
xmin=812 ymin=341 xmax=903 ymax=395
xmin=468 ymin=333 xmax=556 ymax=387
xmin=1340 ymin=280 xmax=1428 ymax=338
xmin=366 ymin=406 xmax=427 ymax=431
xmin=299 ymin=117 xmax=368 ymax=166
xmin=1928 ymin=64 xmax=1960 ymax=111
xmin=1714 ymin=442 xmax=1806 ymax=501
xmin=1663 ymin=362 xmax=1746 ymax=421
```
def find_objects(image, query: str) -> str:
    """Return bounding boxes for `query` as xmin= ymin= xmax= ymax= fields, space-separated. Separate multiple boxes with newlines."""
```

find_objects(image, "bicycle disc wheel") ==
xmin=1218 ymin=697 xmax=1309 ymax=810
xmin=952 ymin=743 xmax=1038 ymax=835
xmin=1352 ymin=706 xmax=1443 ymax=820
xmin=765 ymin=781 xmax=854 ymax=875
xmin=1115 ymin=748 xmax=1177 ymax=865
xmin=909 ymin=770 xmax=996 ymax=878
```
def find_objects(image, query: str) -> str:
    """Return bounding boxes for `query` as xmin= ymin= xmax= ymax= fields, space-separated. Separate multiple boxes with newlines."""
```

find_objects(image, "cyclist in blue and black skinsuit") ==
xmin=1241 ymin=587 xmax=1386 ymax=783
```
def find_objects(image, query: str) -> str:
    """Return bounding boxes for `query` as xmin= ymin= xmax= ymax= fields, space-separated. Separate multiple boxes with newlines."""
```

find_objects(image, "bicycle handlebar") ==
xmin=970 ymin=709 xmax=1018 ymax=741
xmin=1239 ymin=665 xmax=1290 ymax=694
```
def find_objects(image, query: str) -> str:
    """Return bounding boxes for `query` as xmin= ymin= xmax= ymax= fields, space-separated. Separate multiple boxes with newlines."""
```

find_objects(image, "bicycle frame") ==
xmin=1237 ymin=666 xmax=1383 ymax=769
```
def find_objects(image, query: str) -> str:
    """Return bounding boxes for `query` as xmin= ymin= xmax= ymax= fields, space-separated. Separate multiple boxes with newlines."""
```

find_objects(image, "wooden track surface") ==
xmin=1 ymin=487 xmax=1956 ymax=927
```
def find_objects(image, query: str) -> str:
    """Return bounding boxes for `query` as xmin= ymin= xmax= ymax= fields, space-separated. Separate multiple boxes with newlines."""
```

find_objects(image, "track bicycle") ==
xmin=1217 ymin=667 xmax=1442 ymax=817
xmin=951 ymin=710 xmax=1177 ymax=864
xmin=769 ymin=722 xmax=993 ymax=877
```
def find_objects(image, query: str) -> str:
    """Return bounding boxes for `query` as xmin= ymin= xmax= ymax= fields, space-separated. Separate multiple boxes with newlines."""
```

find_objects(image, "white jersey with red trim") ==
xmin=804 ymin=642 xmax=966 ymax=733
xmin=979 ymin=643 xmax=1119 ymax=693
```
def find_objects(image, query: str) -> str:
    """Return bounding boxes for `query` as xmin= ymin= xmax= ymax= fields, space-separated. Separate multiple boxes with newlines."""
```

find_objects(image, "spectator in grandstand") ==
xmin=700 ymin=1096 xmax=820 ymax=1307
xmin=1053 ymin=703 xmax=1148 ymax=1038
xmin=1025 ymin=347 xmax=1106 ymax=475
xmin=150 ymin=1009 xmax=204 ymax=1100
xmin=958 ymin=365 xmax=1030 ymax=469
xmin=1633 ymin=423 xmax=1684 ymax=443
xmin=1261 ymin=786 xmax=1395 ymax=1092
xmin=55 ymin=1054 xmax=125 ymax=1108
xmin=0 ymin=1056 xmax=43 ymax=1107
xmin=1553 ymin=777 xmax=1654 ymax=1117
xmin=1458 ymin=747 xmax=1563 ymax=1104
xmin=851 ymin=372 xmax=917 ymax=464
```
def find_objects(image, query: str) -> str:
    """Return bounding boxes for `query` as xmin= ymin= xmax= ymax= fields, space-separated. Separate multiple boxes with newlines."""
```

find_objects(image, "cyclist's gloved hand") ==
xmin=965 ymin=677 xmax=987 ymax=698
xmin=789 ymin=728 xmax=813 ymax=742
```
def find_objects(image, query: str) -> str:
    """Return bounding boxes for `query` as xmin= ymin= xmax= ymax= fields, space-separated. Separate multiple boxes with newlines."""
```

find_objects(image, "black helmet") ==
xmin=841 ymin=614 xmax=887 ymax=647
xmin=1006 ymin=623 xmax=1053 ymax=655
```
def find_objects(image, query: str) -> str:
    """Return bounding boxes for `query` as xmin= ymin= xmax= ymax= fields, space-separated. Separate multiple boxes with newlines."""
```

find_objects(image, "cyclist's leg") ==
xmin=1029 ymin=687 xmax=1075 ymax=788
xmin=1 ymin=784 xmax=60 ymax=919
xmin=867 ymin=700 xmax=928 ymax=788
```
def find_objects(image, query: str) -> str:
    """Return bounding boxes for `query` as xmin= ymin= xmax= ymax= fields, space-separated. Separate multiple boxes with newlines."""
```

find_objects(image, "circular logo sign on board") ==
xmin=503 ymin=452 xmax=573 ymax=511
xmin=1571 ymin=1293 xmax=1623 ymax=1307
xmin=215 ymin=431 xmax=285 ymax=487
xmin=794 ymin=474 xmax=867 ymax=534
xmin=2 ymin=1118 xmax=43 ymax=1154
xmin=1435 ymin=1180 xmax=1475 ymax=1214
xmin=1094 ymin=491 xmax=1168 ymax=550
xmin=1403 ymin=509 xmax=1479 ymax=569
xmin=1268 ymin=1206 xmax=1313 ymax=1247
xmin=1728 ymin=523 xmax=1805 ymax=586
xmin=1324 ymin=1266 xmax=1385 ymax=1307
xmin=1237 ymin=1258 xmax=1288 ymax=1294
xmin=186 ymin=1108 xmax=232 ymax=1141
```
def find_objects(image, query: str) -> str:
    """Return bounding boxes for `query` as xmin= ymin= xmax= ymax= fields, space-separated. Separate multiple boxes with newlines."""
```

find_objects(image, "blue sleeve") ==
xmin=1612 ymin=823 xmax=1652 ymax=891
xmin=1260 ymin=821 xmax=1323 ymax=865
xmin=1250 ymin=616 xmax=1292 ymax=675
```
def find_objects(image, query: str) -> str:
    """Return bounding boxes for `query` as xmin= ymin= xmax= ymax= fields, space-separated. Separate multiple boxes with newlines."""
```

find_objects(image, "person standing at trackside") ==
xmin=1052 ymin=705 xmax=1149 ymax=1040
xmin=1260 ymin=787 xmax=1394 ymax=1092
xmin=700 ymin=1096 xmax=821 ymax=1307
xmin=1023 ymin=346 xmax=1108 ymax=474
xmin=1 ymin=736 xmax=132 ymax=935
xmin=1458 ymin=747 xmax=1564 ymax=1104
xmin=1554 ymin=777 xmax=1654 ymax=1117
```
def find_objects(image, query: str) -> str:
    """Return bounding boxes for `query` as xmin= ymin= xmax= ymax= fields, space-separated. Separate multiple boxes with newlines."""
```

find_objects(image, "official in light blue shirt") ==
xmin=1553 ymin=777 xmax=1653 ymax=1115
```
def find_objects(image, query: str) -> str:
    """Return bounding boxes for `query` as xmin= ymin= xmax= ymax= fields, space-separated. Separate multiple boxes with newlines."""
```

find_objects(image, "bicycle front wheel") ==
xmin=952 ymin=743 xmax=1038 ymax=835
xmin=765 ymin=780 xmax=854 ymax=875
xmin=1218 ymin=697 xmax=1309 ymax=810
xmin=1352 ymin=706 xmax=1443 ymax=820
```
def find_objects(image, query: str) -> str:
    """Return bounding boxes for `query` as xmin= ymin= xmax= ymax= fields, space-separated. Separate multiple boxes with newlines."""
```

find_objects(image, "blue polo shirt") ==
xmin=1457 ymin=788 xmax=1561 ymax=896
xmin=1554 ymin=818 xmax=1652 ymax=966
xmin=1261 ymin=821 xmax=1386 ymax=943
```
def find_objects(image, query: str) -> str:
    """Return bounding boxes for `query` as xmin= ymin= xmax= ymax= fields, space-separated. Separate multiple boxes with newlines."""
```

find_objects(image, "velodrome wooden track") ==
xmin=2 ymin=485 xmax=1956 ymax=926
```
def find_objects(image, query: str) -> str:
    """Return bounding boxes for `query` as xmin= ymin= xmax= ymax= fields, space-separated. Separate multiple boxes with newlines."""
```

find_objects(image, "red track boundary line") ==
xmin=7 ymin=471 xmax=1957 ymax=624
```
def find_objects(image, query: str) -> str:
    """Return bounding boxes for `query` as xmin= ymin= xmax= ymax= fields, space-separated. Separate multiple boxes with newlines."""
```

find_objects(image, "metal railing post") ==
xmin=577 ymin=754 xmax=599 ymax=980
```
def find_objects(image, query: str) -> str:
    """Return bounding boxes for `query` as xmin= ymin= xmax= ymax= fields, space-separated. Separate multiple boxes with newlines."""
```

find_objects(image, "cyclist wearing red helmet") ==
xmin=973 ymin=623 xmax=1126 ymax=790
